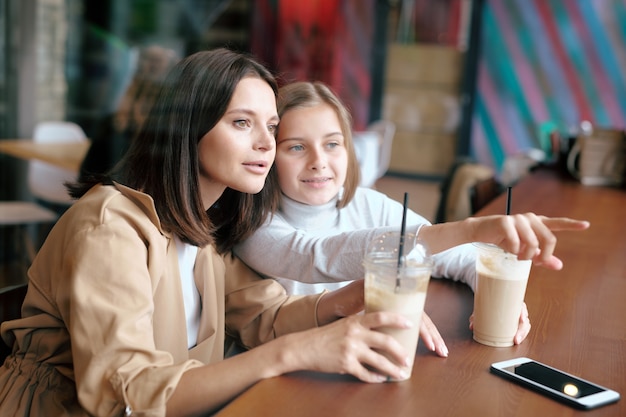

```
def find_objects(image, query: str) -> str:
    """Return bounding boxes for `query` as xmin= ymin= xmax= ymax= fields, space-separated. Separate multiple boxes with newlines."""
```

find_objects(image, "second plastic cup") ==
xmin=472 ymin=243 xmax=532 ymax=347
xmin=364 ymin=231 xmax=432 ymax=381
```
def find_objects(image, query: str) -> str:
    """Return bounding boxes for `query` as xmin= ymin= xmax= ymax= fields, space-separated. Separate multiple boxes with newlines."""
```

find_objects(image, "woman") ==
xmin=233 ymin=81 xmax=590 ymax=355
xmin=0 ymin=50 xmax=414 ymax=417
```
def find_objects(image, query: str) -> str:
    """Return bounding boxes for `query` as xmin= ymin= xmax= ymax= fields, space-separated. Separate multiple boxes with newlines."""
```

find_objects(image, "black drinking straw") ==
xmin=506 ymin=186 xmax=512 ymax=215
xmin=396 ymin=192 xmax=409 ymax=289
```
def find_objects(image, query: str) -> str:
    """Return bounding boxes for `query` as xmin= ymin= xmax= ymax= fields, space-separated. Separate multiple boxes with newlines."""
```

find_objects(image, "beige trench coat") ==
xmin=0 ymin=183 xmax=322 ymax=416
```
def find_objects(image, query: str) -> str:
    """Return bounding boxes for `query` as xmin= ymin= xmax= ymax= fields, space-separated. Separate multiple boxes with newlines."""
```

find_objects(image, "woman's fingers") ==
xmin=419 ymin=313 xmax=448 ymax=357
xmin=355 ymin=332 xmax=410 ymax=382
xmin=338 ymin=312 xmax=414 ymax=381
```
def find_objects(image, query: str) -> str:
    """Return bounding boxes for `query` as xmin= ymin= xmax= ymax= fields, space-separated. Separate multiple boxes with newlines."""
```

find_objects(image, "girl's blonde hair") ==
xmin=275 ymin=81 xmax=360 ymax=208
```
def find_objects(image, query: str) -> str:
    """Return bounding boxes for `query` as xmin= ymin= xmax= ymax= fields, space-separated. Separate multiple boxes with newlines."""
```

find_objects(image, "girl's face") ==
xmin=197 ymin=76 xmax=278 ymax=209
xmin=275 ymin=103 xmax=348 ymax=206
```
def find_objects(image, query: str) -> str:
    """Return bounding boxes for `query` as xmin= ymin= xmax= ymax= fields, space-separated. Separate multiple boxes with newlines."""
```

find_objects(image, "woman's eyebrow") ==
xmin=225 ymin=108 xmax=279 ymax=122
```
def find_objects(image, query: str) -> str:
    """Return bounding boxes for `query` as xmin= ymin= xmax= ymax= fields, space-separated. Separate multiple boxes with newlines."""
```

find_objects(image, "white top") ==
xmin=234 ymin=187 xmax=476 ymax=295
xmin=174 ymin=236 xmax=201 ymax=348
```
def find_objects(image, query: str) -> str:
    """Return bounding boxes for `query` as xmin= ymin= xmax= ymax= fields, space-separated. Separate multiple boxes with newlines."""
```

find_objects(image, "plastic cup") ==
xmin=363 ymin=232 xmax=432 ymax=381
xmin=472 ymin=243 xmax=532 ymax=347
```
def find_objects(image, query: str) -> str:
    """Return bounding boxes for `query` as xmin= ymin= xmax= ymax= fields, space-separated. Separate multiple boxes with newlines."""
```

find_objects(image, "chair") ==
xmin=470 ymin=176 xmax=503 ymax=214
xmin=28 ymin=121 xmax=87 ymax=206
xmin=354 ymin=120 xmax=396 ymax=188
xmin=0 ymin=283 xmax=28 ymax=362
xmin=435 ymin=158 xmax=495 ymax=223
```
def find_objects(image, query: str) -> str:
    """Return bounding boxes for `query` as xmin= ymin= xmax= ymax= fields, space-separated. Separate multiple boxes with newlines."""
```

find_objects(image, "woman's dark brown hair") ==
xmin=68 ymin=48 xmax=280 ymax=253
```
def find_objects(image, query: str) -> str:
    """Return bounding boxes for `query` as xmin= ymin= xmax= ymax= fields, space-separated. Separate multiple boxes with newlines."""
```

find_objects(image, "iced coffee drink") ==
xmin=472 ymin=243 xmax=532 ymax=347
xmin=364 ymin=232 xmax=432 ymax=381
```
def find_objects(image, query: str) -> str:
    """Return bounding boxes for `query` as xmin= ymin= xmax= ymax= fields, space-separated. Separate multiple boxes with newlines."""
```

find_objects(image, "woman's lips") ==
xmin=243 ymin=160 xmax=269 ymax=174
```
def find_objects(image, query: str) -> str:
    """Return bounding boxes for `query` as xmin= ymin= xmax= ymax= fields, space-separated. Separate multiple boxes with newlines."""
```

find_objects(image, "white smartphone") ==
xmin=490 ymin=357 xmax=620 ymax=410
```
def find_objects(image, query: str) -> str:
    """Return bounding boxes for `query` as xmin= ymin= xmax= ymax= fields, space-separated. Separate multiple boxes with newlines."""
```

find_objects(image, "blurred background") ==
xmin=2 ymin=0 xmax=625 ymax=178
xmin=1 ymin=0 xmax=625 ymax=281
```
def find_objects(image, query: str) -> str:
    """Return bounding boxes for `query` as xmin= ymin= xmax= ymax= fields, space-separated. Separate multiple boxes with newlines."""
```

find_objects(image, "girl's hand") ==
xmin=468 ymin=214 xmax=589 ymax=269
xmin=469 ymin=302 xmax=531 ymax=345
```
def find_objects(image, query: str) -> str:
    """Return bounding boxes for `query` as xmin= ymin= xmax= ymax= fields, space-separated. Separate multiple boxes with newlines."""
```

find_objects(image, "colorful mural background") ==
xmin=251 ymin=0 xmax=625 ymax=175
xmin=472 ymin=0 xmax=626 ymax=173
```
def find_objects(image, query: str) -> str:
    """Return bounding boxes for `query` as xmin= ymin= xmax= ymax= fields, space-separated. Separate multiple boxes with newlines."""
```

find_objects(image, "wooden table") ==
xmin=216 ymin=168 xmax=625 ymax=417
xmin=0 ymin=139 xmax=90 ymax=172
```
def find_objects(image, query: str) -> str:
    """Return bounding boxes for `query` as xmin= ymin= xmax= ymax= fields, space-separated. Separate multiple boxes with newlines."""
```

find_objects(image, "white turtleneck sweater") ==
xmin=234 ymin=187 xmax=476 ymax=295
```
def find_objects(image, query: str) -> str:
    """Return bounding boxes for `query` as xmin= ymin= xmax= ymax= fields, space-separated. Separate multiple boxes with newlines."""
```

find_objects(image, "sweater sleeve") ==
xmin=233 ymin=190 xmax=431 ymax=285
xmin=234 ymin=216 xmax=417 ymax=284
xmin=430 ymin=243 xmax=477 ymax=291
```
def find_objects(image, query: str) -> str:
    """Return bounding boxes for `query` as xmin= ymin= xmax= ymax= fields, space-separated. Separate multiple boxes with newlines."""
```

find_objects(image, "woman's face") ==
xmin=275 ymin=103 xmax=348 ymax=206
xmin=197 ymin=76 xmax=278 ymax=209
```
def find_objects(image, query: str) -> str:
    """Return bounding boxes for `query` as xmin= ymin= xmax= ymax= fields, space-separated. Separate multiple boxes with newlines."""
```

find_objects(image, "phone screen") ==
xmin=507 ymin=361 xmax=603 ymax=398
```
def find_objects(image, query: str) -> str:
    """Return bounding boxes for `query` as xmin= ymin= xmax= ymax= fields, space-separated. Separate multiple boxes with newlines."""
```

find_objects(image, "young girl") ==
xmin=233 ymin=81 xmax=590 ymax=355
xmin=0 ymin=51 xmax=416 ymax=416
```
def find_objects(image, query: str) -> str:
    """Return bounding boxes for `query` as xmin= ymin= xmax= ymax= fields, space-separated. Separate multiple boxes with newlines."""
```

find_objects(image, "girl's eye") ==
xmin=288 ymin=144 xmax=304 ymax=152
xmin=326 ymin=142 xmax=340 ymax=150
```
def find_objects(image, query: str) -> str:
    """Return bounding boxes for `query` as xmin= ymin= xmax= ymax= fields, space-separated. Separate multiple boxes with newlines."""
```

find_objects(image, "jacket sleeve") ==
xmin=222 ymin=254 xmax=324 ymax=349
